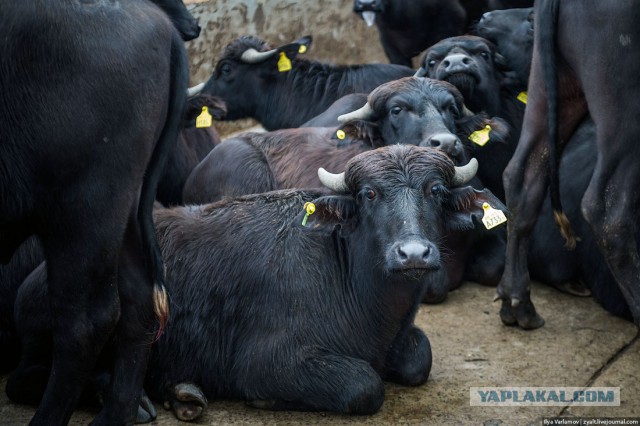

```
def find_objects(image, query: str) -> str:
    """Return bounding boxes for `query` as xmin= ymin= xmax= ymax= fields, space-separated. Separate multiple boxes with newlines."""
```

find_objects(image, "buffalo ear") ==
xmin=334 ymin=120 xmax=383 ymax=148
xmin=483 ymin=116 xmax=510 ymax=145
xmin=292 ymin=195 xmax=358 ymax=236
xmin=444 ymin=187 xmax=508 ymax=232
xmin=455 ymin=114 xmax=511 ymax=147
xmin=278 ymin=35 xmax=313 ymax=61
xmin=182 ymin=94 xmax=227 ymax=126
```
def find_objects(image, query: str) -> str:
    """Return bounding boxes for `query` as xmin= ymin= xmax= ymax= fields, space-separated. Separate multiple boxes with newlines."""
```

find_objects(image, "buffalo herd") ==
xmin=1 ymin=0 xmax=637 ymax=423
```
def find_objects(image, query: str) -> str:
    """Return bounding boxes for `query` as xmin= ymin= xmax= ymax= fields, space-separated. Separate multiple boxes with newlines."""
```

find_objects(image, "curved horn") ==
xmin=240 ymin=48 xmax=278 ymax=64
xmin=337 ymin=103 xmax=374 ymax=123
xmin=414 ymin=67 xmax=427 ymax=77
xmin=452 ymin=158 xmax=478 ymax=186
xmin=462 ymin=105 xmax=475 ymax=117
xmin=187 ymin=82 xmax=205 ymax=97
xmin=318 ymin=168 xmax=348 ymax=193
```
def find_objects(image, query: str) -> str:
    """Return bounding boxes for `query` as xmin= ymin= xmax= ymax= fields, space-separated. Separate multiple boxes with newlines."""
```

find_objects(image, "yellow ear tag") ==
xmin=298 ymin=44 xmax=307 ymax=54
xmin=468 ymin=125 xmax=492 ymax=147
xmin=481 ymin=202 xmax=507 ymax=230
xmin=196 ymin=106 xmax=213 ymax=128
xmin=517 ymin=91 xmax=528 ymax=104
xmin=336 ymin=129 xmax=346 ymax=140
xmin=277 ymin=52 xmax=292 ymax=72
xmin=301 ymin=202 xmax=316 ymax=226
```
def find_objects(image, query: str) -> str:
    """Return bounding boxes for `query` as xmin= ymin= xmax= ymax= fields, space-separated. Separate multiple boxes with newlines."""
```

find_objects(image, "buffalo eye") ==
xmin=480 ymin=51 xmax=490 ymax=60
xmin=365 ymin=188 xmax=377 ymax=200
xmin=428 ymin=59 xmax=437 ymax=67
xmin=220 ymin=63 xmax=232 ymax=74
xmin=431 ymin=184 xmax=446 ymax=196
xmin=390 ymin=106 xmax=402 ymax=116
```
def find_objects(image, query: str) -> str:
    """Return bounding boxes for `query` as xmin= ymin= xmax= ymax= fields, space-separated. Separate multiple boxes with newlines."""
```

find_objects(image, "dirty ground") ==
xmin=1 ymin=281 xmax=638 ymax=425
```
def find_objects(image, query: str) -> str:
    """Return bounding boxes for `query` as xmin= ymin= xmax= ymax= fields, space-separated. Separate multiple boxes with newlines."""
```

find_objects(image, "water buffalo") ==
xmin=9 ymin=145 xmax=504 ymax=421
xmin=416 ymin=35 xmax=526 ymax=200
xmin=353 ymin=0 xmax=534 ymax=67
xmin=497 ymin=0 xmax=640 ymax=328
xmin=475 ymin=5 xmax=631 ymax=320
xmin=183 ymin=77 xmax=509 ymax=204
xmin=198 ymin=35 xmax=414 ymax=130
xmin=475 ymin=7 xmax=534 ymax=87
xmin=0 ymin=0 xmax=191 ymax=423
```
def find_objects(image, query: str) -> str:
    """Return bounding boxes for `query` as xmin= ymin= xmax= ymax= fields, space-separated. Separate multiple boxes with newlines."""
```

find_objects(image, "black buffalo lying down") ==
xmin=13 ymin=145 xmax=503 ymax=420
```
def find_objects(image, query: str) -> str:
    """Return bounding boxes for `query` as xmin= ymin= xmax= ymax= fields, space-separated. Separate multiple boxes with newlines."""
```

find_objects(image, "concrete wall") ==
xmin=182 ymin=0 xmax=391 ymax=135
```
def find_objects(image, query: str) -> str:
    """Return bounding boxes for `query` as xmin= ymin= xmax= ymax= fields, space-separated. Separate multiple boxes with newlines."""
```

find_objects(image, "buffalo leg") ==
xmin=91 ymin=216 xmax=157 ymax=425
xmin=571 ymin=3 xmax=640 ymax=325
xmin=29 ymin=230 xmax=122 ymax=425
xmin=498 ymin=79 xmax=550 ymax=330
xmin=244 ymin=351 xmax=385 ymax=414
xmin=498 ymin=65 xmax=586 ymax=328
xmin=382 ymin=325 xmax=432 ymax=386
xmin=582 ymin=125 xmax=640 ymax=325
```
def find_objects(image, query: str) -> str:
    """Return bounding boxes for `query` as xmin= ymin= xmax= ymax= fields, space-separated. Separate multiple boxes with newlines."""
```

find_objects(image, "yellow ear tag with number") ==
xmin=301 ymin=202 xmax=316 ymax=226
xmin=468 ymin=125 xmax=492 ymax=147
xmin=517 ymin=91 xmax=528 ymax=104
xmin=298 ymin=44 xmax=307 ymax=54
xmin=277 ymin=52 xmax=292 ymax=72
xmin=481 ymin=202 xmax=507 ymax=230
xmin=196 ymin=106 xmax=213 ymax=128
xmin=336 ymin=129 xmax=346 ymax=140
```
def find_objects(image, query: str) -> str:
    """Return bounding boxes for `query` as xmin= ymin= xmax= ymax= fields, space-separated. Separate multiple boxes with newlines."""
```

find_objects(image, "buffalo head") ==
xmin=297 ymin=145 xmax=505 ymax=299
xmin=335 ymin=77 xmax=509 ymax=165
xmin=416 ymin=36 xmax=508 ymax=116
xmin=353 ymin=0 xmax=385 ymax=26
xmin=200 ymin=35 xmax=312 ymax=121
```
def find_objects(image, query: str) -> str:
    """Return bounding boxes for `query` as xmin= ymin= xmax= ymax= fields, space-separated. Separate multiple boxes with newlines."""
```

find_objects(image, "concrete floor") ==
xmin=1 ymin=281 xmax=638 ymax=425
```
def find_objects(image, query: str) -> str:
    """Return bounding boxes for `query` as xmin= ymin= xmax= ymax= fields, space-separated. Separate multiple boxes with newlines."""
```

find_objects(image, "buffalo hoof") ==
xmin=553 ymin=280 xmax=592 ymax=297
xmin=136 ymin=391 xmax=157 ymax=424
xmin=499 ymin=298 xmax=545 ymax=330
xmin=164 ymin=383 xmax=208 ymax=422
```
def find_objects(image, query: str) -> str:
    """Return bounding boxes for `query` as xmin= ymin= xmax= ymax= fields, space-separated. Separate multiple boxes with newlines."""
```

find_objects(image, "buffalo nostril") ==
xmin=462 ymin=57 xmax=470 ymax=65
xmin=397 ymin=242 xmax=431 ymax=262
xmin=428 ymin=133 xmax=459 ymax=152
xmin=443 ymin=60 xmax=450 ymax=67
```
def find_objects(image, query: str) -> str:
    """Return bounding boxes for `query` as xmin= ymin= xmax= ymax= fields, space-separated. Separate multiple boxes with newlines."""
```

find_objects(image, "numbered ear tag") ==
xmin=481 ymin=202 xmax=507 ymax=230
xmin=517 ymin=91 xmax=528 ymax=104
xmin=468 ymin=125 xmax=492 ymax=147
xmin=298 ymin=44 xmax=307 ymax=54
xmin=301 ymin=202 xmax=316 ymax=226
xmin=277 ymin=52 xmax=292 ymax=72
xmin=196 ymin=106 xmax=213 ymax=128
xmin=336 ymin=129 xmax=346 ymax=140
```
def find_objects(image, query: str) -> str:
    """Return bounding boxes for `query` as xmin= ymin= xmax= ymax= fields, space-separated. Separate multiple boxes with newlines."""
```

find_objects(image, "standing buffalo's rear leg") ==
xmin=382 ymin=325 xmax=432 ymax=386
xmin=30 ymin=225 xmax=122 ymax=425
xmin=91 ymin=214 xmax=158 ymax=425
xmin=498 ymin=58 xmax=586 ymax=329
xmin=498 ymin=79 xmax=551 ymax=330
xmin=243 ymin=351 xmax=385 ymax=414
